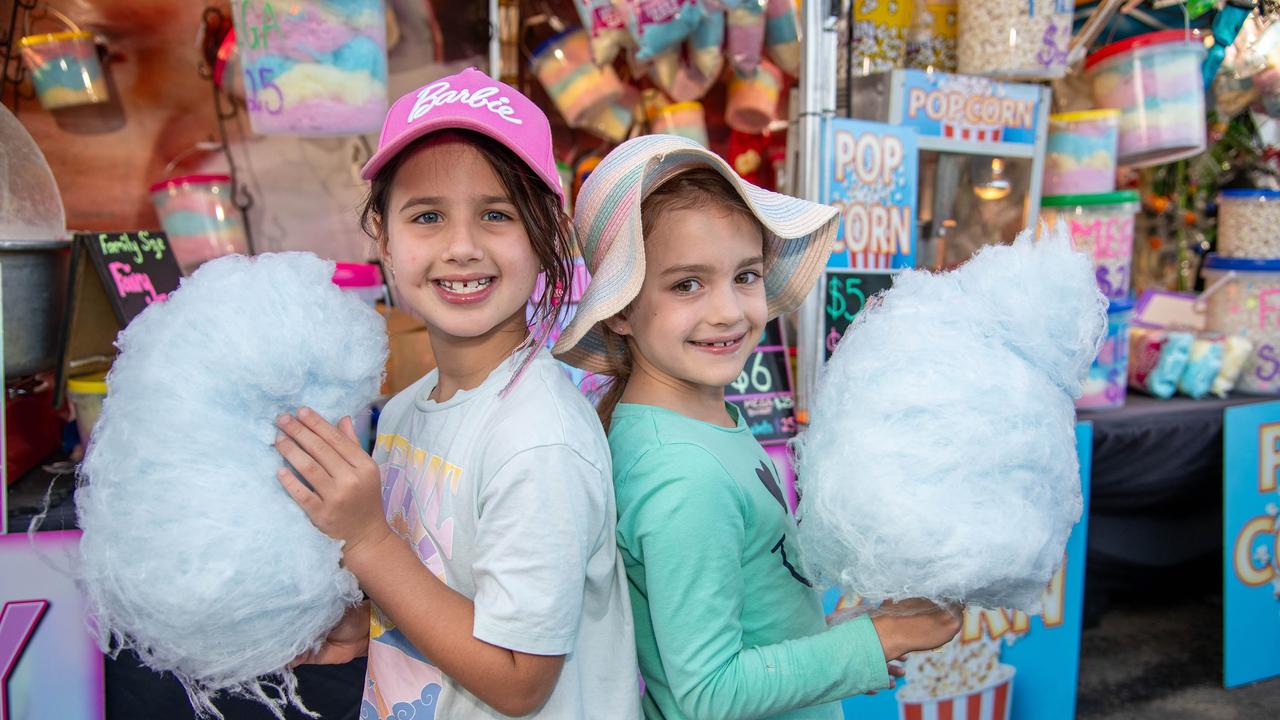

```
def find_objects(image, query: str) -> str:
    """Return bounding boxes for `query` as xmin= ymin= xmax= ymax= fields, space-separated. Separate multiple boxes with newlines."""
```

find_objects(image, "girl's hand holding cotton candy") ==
xmin=794 ymin=225 xmax=1106 ymax=615
xmin=291 ymin=600 xmax=371 ymax=667
xmin=869 ymin=599 xmax=964 ymax=660
xmin=274 ymin=408 xmax=390 ymax=563
xmin=76 ymin=252 xmax=387 ymax=719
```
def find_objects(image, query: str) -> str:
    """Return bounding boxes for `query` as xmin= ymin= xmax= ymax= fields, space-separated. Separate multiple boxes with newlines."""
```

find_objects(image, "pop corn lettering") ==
xmin=906 ymin=88 xmax=1036 ymax=130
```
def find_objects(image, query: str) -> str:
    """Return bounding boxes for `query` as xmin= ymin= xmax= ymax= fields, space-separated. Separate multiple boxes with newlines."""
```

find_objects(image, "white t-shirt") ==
xmin=362 ymin=347 xmax=640 ymax=720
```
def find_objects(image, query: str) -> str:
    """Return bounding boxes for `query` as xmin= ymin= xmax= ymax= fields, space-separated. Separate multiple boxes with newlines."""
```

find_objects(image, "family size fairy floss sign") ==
xmin=1223 ymin=401 xmax=1280 ymax=688
xmin=821 ymin=118 xmax=918 ymax=270
xmin=823 ymin=423 xmax=1093 ymax=720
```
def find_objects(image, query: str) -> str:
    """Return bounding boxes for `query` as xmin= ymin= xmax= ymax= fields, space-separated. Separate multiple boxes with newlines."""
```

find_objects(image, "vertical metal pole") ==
xmin=488 ymin=0 xmax=501 ymax=78
xmin=795 ymin=0 xmax=840 ymax=424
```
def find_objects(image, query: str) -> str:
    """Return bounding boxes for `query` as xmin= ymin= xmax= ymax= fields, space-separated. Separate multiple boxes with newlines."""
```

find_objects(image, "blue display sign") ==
xmin=897 ymin=69 xmax=1044 ymax=146
xmin=1223 ymin=401 xmax=1280 ymax=688
xmin=822 ymin=118 xmax=918 ymax=270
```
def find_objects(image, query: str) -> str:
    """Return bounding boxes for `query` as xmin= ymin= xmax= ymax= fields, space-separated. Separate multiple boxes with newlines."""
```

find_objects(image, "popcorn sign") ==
xmin=826 ymin=423 xmax=1093 ymax=720
xmin=822 ymin=118 xmax=918 ymax=270
xmin=1223 ymin=402 xmax=1280 ymax=688
xmin=897 ymin=69 xmax=1043 ymax=146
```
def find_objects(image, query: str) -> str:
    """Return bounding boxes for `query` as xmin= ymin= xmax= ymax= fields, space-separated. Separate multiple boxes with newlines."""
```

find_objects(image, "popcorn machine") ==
xmin=848 ymin=69 xmax=1051 ymax=269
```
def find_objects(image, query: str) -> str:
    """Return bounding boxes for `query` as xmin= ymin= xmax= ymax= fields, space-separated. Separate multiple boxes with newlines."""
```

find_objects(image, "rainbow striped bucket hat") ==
xmin=553 ymin=134 xmax=838 ymax=374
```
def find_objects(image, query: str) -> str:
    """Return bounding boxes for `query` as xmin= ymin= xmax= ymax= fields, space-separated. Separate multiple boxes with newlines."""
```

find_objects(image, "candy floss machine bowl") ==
xmin=1 ymin=240 xmax=71 ymax=378
xmin=1 ymin=103 xmax=71 ymax=378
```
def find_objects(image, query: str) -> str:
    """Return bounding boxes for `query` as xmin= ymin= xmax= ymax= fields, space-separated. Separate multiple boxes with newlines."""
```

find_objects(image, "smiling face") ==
xmin=381 ymin=137 xmax=541 ymax=344
xmin=609 ymin=205 xmax=767 ymax=392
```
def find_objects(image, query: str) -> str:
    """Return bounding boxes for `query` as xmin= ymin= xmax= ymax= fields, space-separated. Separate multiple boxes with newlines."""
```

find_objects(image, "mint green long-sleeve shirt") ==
xmin=609 ymin=403 xmax=891 ymax=720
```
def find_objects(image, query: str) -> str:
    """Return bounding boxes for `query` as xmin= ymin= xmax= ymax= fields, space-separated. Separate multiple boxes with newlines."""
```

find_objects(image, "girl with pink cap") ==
xmin=272 ymin=68 xmax=641 ymax=720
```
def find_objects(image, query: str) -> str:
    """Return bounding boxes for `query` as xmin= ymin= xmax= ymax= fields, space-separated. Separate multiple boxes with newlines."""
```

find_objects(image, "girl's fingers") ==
xmin=338 ymin=416 xmax=359 ymax=443
xmin=295 ymin=408 xmax=363 ymax=465
xmin=277 ymin=466 xmax=323 ymax=512
xmin=278 ymin=411 xmax=350 ymax=475
xmin=274 ymin=434 xmax=333 ymax=499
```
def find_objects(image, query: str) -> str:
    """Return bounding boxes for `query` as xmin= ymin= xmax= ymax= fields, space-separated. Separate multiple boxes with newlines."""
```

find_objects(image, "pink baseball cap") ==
xmin=360 ymin=67 xmax=563 ymax=202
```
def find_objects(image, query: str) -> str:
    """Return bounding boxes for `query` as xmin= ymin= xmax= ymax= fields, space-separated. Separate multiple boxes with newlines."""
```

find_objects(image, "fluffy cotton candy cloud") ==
xmin=76 ymin=252 xmax=387 ymax=718
xmin=794 ymin=225 xmax=1106 ymax=613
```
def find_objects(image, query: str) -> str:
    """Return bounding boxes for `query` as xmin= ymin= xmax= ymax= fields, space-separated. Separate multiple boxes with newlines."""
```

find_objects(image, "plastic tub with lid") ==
xmin=1078 ymin=297 xmax=1132 ymax=411
xmin=1086 ymin=30 xmax=1207 ymax=167
xmin=332 ymin=262 xmax=385 ymax=307
xmin=1040 ymin=190 xmax=1139 ymax=301
xmin=149 ymin=174 xmax=249 ymax=274
xmin=1217 ymin=189 xmax=1280 ymax=259
xmin=20 ymin=31 xmax=108 ymax=109
xmin=67 ymin=372 xmax=107 ymax=449
xmin=1044 ymin=110 xmax=1119 ymax=195
xmin=1200 ymin=254 xmax=1280 ymax=394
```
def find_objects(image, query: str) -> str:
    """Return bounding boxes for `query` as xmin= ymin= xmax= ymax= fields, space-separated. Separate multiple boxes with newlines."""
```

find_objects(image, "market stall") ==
xmin=3 ymin=1 xmax=1280 ymax=718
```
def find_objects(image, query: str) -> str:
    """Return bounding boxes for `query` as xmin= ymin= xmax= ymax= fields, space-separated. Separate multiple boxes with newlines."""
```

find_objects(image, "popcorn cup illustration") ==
xmin=896 ymin=638 xmax=1016 ymax=720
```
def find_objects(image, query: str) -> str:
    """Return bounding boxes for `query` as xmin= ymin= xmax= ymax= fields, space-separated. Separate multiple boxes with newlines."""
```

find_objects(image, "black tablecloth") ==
xmin=1078 ymin=393 xmax=1276 ymax=592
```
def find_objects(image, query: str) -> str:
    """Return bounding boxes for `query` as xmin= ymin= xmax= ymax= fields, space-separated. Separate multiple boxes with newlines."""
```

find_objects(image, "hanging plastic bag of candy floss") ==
xmin=793 ymin=224 xmax=1106 ymax=615
xmin=572 ymin=0 xmax=633 ymax=64
xmin=721 ymin=0 xmax=767 ymax=76
xmin=625 ymin=0 xmax=705 ymax=60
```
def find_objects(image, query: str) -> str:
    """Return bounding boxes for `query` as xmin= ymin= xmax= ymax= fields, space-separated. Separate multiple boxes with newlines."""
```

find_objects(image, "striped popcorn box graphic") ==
xmin=897 ymin=665 xmax=1015 ymax=720
xmin=850 ymin=249 xmax=894 ymax=270
xmin=942 ymin=121 xmax=1004 ymax=143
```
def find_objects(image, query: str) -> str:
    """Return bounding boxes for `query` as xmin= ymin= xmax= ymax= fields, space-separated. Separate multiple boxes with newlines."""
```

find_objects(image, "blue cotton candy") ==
xmin=1147 ymin=331 xmax=1193 ymax=398
xmin=628 ymin=0 xmax=706 ymax=59
xmin=76 ymin=252 xmax=387 ymax=719
xmin=1178 ymin=337 xmax=1224 ymax=399
xmin=794 ymin=225 xmax=1106 ymax=613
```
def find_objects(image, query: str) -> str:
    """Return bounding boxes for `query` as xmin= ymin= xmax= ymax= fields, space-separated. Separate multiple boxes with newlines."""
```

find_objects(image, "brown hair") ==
xmin=595 ymin=168 xmax=763 ymax=429
xmin=359 ymin=129 xmax=574 ymax=343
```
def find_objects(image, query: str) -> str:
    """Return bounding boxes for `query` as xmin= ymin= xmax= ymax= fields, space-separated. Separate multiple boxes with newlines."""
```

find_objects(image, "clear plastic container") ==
xmin=648 ymin=101 xmax=709 ymax=146
xmin=149 ymin=174 xmax=249 ymax=275
xmin=19 ymin=31 xmax=108 ymax=109
xmin=232 ymin=0 xmax=388 ymax=135
xmin=850 ymin=0 xmax=912 ymax=75
xmin=906 ymin=1 xmax=958 ymax=72
xmin=1044 ymin=110 xmax=1119 ymax=196
xmin=1040 ymin=190 xmax=1139 ymax=302
xmin=1201 ymin=254 xmax=1280 ymax=394
xmin=1086 ymin=30 xmax=1207 ymax=167
xmin=67 ymin=372 xmax=107 ymax=448
xmin=331 ymin=261 xmax=385 ymax=307
xmin=957 ymin=0 xmax=1074 ymax=80
xmin=532 ymin=28 xmax=625 ymax=126
xmin=1077 ymin=298 xmax=1132 ymax=410
xmin=1217 ymin=189 xmax=1280 ymax=259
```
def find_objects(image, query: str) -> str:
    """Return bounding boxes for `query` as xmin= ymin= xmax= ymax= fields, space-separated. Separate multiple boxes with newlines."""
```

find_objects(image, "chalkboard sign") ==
xmin=823 ymin=269 xmax=897 ymax=360
xmin=726 ymin=319 xmax=796 ymax=445
xmin=55 ymin=232 xmax=182 ymax=404
xmin=79 ymin=231 xmax=181 ymax=325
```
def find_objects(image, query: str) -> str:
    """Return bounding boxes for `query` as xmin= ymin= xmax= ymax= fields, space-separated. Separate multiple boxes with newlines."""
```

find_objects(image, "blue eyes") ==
xmin=410 ymin=210 xmax=512 ymax=224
